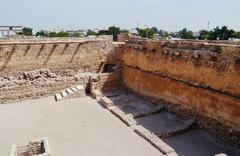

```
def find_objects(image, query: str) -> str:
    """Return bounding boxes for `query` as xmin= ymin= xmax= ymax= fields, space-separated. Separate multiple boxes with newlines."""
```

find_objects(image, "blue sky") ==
xmin=0 ymin=0 xmax=239 ymax=31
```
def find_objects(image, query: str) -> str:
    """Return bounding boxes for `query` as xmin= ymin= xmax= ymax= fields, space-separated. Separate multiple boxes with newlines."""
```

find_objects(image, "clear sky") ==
xmin=0 ymin=0 xmax=239 ymax=31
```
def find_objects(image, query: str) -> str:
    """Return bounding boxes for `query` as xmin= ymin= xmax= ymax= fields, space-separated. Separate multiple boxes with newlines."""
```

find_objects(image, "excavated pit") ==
xmin=1 ymin=37 xmax=240 ymax=156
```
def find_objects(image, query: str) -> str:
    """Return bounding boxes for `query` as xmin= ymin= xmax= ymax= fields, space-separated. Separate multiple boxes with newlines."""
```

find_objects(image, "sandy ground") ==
xmin=0 ymin=96 xmax=162 ymax=156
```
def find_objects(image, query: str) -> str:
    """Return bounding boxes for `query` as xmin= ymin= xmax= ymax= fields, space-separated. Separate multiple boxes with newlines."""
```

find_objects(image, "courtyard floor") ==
xmin=0 ymin=96 xmax=162 ymax=156
xmin=0 ymin=94 xmax=239 ymax=156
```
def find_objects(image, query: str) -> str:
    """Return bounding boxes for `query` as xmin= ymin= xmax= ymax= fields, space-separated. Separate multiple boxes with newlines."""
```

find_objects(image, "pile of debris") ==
xmin=22 ymin=68 xmax=57 ymax=81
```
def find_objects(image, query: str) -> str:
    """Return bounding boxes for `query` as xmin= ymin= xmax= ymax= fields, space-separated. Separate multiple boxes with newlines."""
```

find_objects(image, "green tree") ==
xmin=36 ymin=30 xmax=47 ymax=37
xmin=97 ymin=30 xmax=109 ymax=35
xmin=22 ymin=27 xmax=33 ymax=36
xmin=198 ymin=30 xmax=210 ymax=40
xmin=233 ymin=31 xmax=240 ymax=39
xmin=108 ymin=26 xmax=120 ymax=41
xmin=178 ymin=28 xmax=195 ymax=39
xmin=71 ymin=32 xmax=81 ymax=37
xmin=208 ymin=26 xmax=235 ymax=40
xmin=150 ymin=27 xmax=158 ymax=34
xmin=49 ymin=32 xmax=57 ymax=37
xmin=87 ymin=29 xmax=97 ymax=36
xmin=56 ymin=31 xmax=69 ymax=37
xmin=158 ymin=29 xmax=169 ymax=37
xmin=137 ymin=28 xmax=154 ymax=38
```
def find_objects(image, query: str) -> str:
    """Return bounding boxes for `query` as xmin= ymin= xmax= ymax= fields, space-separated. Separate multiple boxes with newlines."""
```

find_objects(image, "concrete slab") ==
xmin=0 ymin=97 xmax=162 ymax=156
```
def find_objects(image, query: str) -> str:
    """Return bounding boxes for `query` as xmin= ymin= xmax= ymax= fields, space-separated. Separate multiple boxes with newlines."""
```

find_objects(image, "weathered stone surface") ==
xmin=110 ymin=106 xmax=136 ymax=126
xmin=54 ymin=93 xmax=62 ymax=101
xmin=61 ymin=91 xmax=68 ymax=98
xmin=99 ymin=96 xmax=114 ymax=108
xmin=134 ymin=125 xmax=175 ymax=155
xmin=66 ymin=88 xmax=74 ymax=94
xmin=0 ymin=37 xmax=114 ymax=103
xmin=75 ymin=85 xmax=84 ymax=91
xmin=122 ymin=40 xmax=240 ymax=97
xmin=70 ymin=86 xmax=78 ymax=92
xmin=123 ymin=66 xmax=240 ymax=133
xmin=91 ymin=89 xmax=103 ymax=99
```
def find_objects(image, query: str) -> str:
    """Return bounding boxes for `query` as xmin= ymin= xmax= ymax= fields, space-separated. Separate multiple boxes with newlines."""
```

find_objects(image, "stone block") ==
xmin=61 ymin=91 xmax=68 ymax=98
xmin=134 ymin=125 xmax=175 ymax=155
xmin=91 ymin=89 xmax=103 ymax=98
xmin=75 ymin=85 xmax=84 ymax=91
xmin=54 ymin=93 xmax=62 ymax=101
xmin=99 ymin=96 xmax=114 ymax=108
xmin=110 ymin=107 xmax=136 ymax=126
xmin=70 ymin=86 xmax=78 ymax=92
xmin=66 ymin=88 xmax=74 ymax=94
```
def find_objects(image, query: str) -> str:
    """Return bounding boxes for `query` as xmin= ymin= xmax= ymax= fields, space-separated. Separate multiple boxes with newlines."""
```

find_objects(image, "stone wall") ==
xmin=123 ymin=40 xmax=240 ymax=97
xmin=120 ymin=39 xmax=240 ymax=146
xmin=0 ymin=37 xmax=114 ymax=103
xmin=0 ymin=37 xmax=113 ymax=76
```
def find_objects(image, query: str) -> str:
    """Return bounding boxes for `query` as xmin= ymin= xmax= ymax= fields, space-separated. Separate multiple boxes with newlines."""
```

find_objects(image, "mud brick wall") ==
xmin=0 ymin=37 xmax=114 ymax=103
xmin=121 ymin=40 xmax=240 ymax=143
xmin=123 ymin=40 xmax=240 ymax=97
xmin=90 ymin=67 xmax=123 ymax=92
xmin=0 ymin=37 xmax=113 ymax=76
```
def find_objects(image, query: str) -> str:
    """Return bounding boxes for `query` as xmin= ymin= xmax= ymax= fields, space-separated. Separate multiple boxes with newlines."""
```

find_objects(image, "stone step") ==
xmin=131 ymin=104 xmax=164 ymax=118
xmin=75 ymin=85 xmax=84 ymax=91
xmin=70 ymin=86 xmax=78 ymax=92
xmin=99 ymin=96 xmax=114 ymax=108
xmin=155 ymin=117 xmax=195 ymax=138
xmin=54 ymin=85 xmax=86 ymax=102
xmin=134 ymin=125 xmax=176 ymax=155
xmin=91 ymin=89 xmax=103 ymax=101
xmin=74 ymin=85 xmax=86 ymax=97
xmin=61 ymin=91 xmax=68 ymax=98
xmin=66 ymin=88 xmax=74 ymax=94
xmin=54 ymin=93 xmax=62 ymax=101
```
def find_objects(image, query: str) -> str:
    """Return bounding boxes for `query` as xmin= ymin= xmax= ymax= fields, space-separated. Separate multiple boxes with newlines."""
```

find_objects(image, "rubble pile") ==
xmin=22 ymin=68 xmax=57 ymax=81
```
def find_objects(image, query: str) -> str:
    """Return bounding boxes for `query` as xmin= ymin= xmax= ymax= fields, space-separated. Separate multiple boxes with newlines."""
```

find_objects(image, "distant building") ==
xmin=229 ymin=38 xmax=240 ymax=41
xmin=66 ymin=30 xmax=86 ymax=37
xmin=129 ymin=28 xmax=138 ymax=35
xmin=0 ymin=26 xmax=22 ymax=38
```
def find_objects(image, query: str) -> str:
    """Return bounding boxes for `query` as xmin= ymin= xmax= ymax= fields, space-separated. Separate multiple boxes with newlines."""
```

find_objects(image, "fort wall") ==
xmin=120 ymin=40 xmax=240 ymax=145
xmin=0 ymin=37 xmax=114 ymax=103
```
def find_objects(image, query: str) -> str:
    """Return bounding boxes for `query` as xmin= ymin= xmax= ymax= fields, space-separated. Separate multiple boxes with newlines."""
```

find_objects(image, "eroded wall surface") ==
xmin=0 ymin=37 xmax=114 ymax=103
xmin=120 ymin=39 xmax=240 ymax=145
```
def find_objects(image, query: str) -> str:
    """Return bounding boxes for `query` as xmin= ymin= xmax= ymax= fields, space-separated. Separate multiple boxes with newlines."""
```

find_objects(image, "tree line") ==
xmin=135 ymin=26 xmax=240 ymax=40
xmin=21 ymin=25 xmax=240 ymax=41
